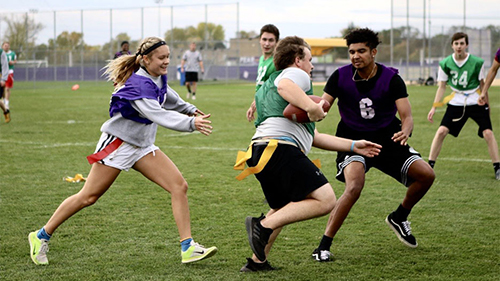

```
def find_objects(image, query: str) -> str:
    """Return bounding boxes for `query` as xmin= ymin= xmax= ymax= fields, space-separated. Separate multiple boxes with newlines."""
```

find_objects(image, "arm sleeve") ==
xmin=274 ymin=68 xmax=311 ymax=92
xmin=0 ymin=52 xmax=8 ymax=81
xmin=437 ymin=66 xmax=448 ymax=82
xmin=163 ymin=85 xmax=197 ymax=114
xmin=390 ymin=74 xmax=409 ymax=100
xmin=131 ymin=99 xmax=196 ymax=132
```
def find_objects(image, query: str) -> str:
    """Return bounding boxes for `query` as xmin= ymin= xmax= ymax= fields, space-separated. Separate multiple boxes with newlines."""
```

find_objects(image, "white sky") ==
xmin=1 ymin=0 xmax=499 ymax=45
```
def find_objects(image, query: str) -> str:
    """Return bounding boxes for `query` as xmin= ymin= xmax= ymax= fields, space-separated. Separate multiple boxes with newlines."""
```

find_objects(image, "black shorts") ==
xmin=247 ymin=142 xmax=329 ymax=209
xmin=440 ymin=104 xmax=493 ymax=138
xmin=185 ymin=71 xmax=199 ymax=82
xmin=335 ymin=120 xmax=422 ymax=187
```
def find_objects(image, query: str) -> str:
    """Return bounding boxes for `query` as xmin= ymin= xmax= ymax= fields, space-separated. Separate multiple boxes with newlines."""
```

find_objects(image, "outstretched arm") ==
xmin=313 ymin=130 xmax=381 ymax=158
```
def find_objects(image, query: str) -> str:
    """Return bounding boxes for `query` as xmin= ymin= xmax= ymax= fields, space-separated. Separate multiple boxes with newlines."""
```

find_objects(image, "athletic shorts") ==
xmin=90 ymin=133 xmax=158 ymax=171
xmin=440 ymin=104 xmax=493 ymax=138
xmin=335 ymin=120 xmax=422 ymax=187
xmin=5 ymin=73 xmax=13 ymax=88
xmin=185 ymin=71 xmax=199 ymax=82
xmin=247 ymin=142 xmax=329 ymax=209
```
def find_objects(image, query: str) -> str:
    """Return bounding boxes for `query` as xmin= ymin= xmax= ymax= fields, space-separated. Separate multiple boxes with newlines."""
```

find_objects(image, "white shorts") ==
xmin=92 ymin=133 xmax=158 ymax=171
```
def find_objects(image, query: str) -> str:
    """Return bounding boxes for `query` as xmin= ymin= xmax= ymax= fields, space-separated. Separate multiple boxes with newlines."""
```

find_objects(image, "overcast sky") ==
xmin=1 ymin=0 xmax=499 ymax=45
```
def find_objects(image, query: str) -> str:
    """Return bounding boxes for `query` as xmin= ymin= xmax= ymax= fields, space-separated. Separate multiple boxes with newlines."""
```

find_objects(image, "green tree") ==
xmin=2 ymin=13 xmax=44 ymax=59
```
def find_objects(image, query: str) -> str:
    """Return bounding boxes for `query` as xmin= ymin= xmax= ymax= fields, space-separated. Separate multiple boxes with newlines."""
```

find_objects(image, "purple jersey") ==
xmin=333 ymin=64 xmax=402 ymax=131
xmin=495 ymin=48 xmax=500 ymax=63
xmin=109 ymin=73 xmax=167 ymax=124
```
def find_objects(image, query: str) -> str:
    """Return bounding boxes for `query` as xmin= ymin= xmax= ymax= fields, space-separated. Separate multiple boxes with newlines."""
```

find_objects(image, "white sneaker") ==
xmin=186 ymin=92 xmax=191 ymax=99
xmin=181 ymin=241 xmax=217 ymax=263
xmin=192 ymin=95 xmax=196 ymax=100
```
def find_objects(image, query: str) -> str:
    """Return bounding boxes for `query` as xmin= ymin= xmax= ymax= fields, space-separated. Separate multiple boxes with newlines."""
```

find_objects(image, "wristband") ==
xmin=350 ymin=141 xmax=355 ymax=152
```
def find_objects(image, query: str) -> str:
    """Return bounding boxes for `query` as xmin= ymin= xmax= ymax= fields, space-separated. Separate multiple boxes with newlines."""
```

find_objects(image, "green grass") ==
xmin=1 ymin=80 xmax=499 ymax=280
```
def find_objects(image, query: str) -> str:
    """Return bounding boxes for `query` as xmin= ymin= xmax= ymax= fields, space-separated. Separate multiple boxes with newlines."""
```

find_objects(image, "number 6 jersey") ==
xmin=324 ymin=64 xmax=407 ymax=132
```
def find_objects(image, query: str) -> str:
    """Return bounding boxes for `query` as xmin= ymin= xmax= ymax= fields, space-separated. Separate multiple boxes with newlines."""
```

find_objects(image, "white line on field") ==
xmin=0 ymin=138 xmax=491 ymax=163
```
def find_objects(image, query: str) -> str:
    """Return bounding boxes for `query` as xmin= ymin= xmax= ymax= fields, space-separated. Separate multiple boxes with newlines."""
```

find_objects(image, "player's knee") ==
xmin=343 ymin=183 xmax=364 ymax=201
xmin=436 ymin=126 xmax=449 ymax=138
xmin=78 ymin=193 xmax=100 ymax=207
xmin=482 ymin=129 xmax=494 ymax=140
xmin=171 ymin=180 xmax=189 ymax=195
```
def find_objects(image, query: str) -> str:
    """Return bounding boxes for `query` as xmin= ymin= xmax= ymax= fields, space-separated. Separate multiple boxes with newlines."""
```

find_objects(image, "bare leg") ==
xmin=44 ymin=163 xmax=121 ymax=234
xmin=324 ymin=162 xmax=365 ymax=238
xmin=133 ymin=150 xmax=191 ymax=240
xmin=482 ymin=129 xmax=500 ymax=163
xmin=428 ymin=126 xmax=449 ymax=161
xmin=402 ymin=159 xmax=435 ymax=209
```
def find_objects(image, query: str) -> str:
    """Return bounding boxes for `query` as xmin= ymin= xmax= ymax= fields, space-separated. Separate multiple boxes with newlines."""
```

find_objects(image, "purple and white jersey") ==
xmin=324 ymin=64 xmax=406 ymax=132
xmin=109 ymin=73 xmax=167 ymax=124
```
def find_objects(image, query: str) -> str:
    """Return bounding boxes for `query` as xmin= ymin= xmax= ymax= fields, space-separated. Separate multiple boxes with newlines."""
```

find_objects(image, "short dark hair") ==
xmin=451 ymin=32 xmax=468 ymax=45
xmin=344 ymin=28 xmax=381 ymax=50
xmin=260 ymin=24 xmax=280 ymax=41
xmin=273 ymin=36 xmax=310 ymax=71
xmin=121 ymin=41 xmax=129 ymax=47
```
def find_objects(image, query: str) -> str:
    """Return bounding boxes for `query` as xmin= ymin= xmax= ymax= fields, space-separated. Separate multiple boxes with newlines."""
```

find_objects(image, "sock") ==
xmin=393 ymin=204 xmax=411 ymax=221
xmin=37 ymin=227 xmax=52 ymax=241
xmin=493 ymin=162 xmax=500 ymax=172
xmin=318 ymin=235 xmax=333 ymax=251
xmin=428 ymin=160 xmax=435 ymax=169
xmin=180 ymin=237 xmax=193 ymax=252
xmin=192 ymin=92 xmax=196 ymax=96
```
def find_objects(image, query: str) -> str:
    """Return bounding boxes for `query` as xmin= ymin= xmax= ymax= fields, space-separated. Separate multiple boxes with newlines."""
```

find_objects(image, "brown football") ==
xmin=283 ymin=95 xmax=331 ymax=123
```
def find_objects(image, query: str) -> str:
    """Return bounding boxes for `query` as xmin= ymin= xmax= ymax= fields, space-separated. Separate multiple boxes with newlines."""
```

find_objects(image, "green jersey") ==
xmin=5 ymin=50 xmax=16 ymax=73
xmin=254 ymin=69 xmax=316 ymax=137
xmin=255 ymin=55 xmax=276 ymax=91
xmin=439 ymin=54 xmax=484 ymax=92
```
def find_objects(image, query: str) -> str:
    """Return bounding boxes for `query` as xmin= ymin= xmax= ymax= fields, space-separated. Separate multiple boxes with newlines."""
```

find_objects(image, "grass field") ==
xmin=0 ymin=80 xmax=499 ymax=280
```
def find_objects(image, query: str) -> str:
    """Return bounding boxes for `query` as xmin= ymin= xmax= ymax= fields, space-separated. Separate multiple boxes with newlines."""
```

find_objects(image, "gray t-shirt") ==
xmin=182 ymin=50 xmax=202 ymax=72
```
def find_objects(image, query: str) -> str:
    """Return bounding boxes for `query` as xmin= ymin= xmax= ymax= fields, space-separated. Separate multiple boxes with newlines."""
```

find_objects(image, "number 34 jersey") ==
xmin=323 ymin=63 xmax=408 ymax=132
xmin=438 ymin=54 xmax=485 ymax=106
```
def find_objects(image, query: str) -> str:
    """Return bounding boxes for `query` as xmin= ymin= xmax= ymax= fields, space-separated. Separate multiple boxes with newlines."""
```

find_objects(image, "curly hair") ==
xmin=102 ymin=36 xmax=165 ymax=87
xmin=273 ymin=36 xmax=310 ymax=71
xmin=344 ymin=28 xmax=381 ymax=50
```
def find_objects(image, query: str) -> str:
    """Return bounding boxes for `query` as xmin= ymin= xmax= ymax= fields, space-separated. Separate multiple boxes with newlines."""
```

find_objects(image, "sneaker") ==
xmin=385 ymin=213 xmax=418 ymax=248
xmin=181 ymin=241 xmax=217 ymax=264
xmin=311 ymin=248 xmax=334 ymax=262
xmin=495 ymin=169 xmax=500 ymax=180
xmin=4 ymin=110 xmax=10 ymax=123
xmin=28 ymin=231 xmax=49 ymax=265
xmin=186 ymin=92 xmax=191 ymax=99
xmin=240 ymin=257 xmax=275 ymax=272
xmin=192 ymin=95 xmax=196 ymax=100
xmin=245 ymin=214 xmax=271 ymax=262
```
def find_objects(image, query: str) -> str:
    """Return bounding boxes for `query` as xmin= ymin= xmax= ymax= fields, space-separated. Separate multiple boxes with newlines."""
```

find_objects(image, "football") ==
xmin=283 ymin=95 xmax=331 ymax=123
xmin=71 ymin=84 xmax=80 ymax=91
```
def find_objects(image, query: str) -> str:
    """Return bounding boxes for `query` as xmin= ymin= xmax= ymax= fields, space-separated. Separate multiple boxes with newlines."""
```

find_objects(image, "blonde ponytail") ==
xmin=102 ymin=36 xmax=165 ymax=87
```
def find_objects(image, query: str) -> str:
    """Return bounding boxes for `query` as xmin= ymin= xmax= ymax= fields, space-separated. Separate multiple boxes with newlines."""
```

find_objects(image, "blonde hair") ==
xmin=103 ymin=36 xmax=165 ymax=87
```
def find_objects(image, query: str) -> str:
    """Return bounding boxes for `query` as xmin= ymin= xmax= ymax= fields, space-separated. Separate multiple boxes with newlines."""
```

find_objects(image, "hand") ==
xmin=427 ymin=107 xmax=436 ymax=123
xmin=194 ymin=114 xmax=212 ymax=136
xmin=478 ymin=93 xmax=488 ymax=106
xmin=391 ymin=130 xmax=410 ymax=146
xmin=306 ymin=100 xmax=327 ymax=122
xmin=246 ymin=101 xmax=256 ymax=122
xmin=353 ymin=140 xmax=382 ymax=157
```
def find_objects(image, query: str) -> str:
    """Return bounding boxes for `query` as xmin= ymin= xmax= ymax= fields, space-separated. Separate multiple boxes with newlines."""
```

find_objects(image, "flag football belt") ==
xmin=433 ymin=89 xmax=480 ymax=108
xmin=86 ymin=138 xmax=124 ymax=164
xmin=233 ymin=138 xmax=321 ymax=181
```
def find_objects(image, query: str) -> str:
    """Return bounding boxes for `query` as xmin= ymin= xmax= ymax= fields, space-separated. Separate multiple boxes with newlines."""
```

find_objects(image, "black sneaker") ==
xmin=240 ymin=258 xmax=275 ymax=272
xmin=311 ymin=248 xmax=334 ymax=262
xmin=245 ymin=214 xmax=271 ymax=262
xmin=385 ymin=213 xmax=418 ymax=248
